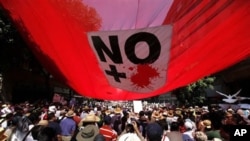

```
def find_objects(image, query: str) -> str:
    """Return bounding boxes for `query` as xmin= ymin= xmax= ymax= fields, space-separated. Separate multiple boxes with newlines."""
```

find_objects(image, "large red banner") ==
xmin=0 ymin=0 xmax=250 ymax=100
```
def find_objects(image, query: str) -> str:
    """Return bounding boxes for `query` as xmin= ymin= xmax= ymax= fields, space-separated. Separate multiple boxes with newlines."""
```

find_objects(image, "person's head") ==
xmin=103 ymin=115 xmax=112 ymax=125
xmin=125 ymin=124 xmax=135 ymax=133
xmin=194 ymin=131 xmax=208 ymax=141
xmin=202 ymin=119 xmax=212 ymax=131
xmin=47 ymin=112 xmax=56 ymax=121
xmin=65 ymin=110 xmax=75 ymax=118
xmin=146 ymin=122 xmax=163 ymax=141
xmin=37 ymin=126 xmax=57 ymax=141
xmin=94 ymin=134 xmax=105 ymax=141
xmin=184 ymin=121 xmax=193 ymax=131
xmin=31 ymin=125 xmax=45 ymax=140
xmin=170 ymin=122 xmax=179 ymax=131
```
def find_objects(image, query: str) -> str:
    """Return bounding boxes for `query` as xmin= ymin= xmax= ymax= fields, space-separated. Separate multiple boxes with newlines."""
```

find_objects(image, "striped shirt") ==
xmin=100 ymin=125 xmax=117 ymax=141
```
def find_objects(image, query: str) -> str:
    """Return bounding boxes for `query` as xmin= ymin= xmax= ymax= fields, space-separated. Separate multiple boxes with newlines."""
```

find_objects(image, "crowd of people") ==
xmin=0 ymin=99 xmax=249 ymax=141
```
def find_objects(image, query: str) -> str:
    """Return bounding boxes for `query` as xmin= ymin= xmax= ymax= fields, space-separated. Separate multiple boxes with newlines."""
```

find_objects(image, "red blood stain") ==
xmin=130 ymin=64 xmax=160 ymax=88
xmin=128 ymin=67 xmax=134 ymax=71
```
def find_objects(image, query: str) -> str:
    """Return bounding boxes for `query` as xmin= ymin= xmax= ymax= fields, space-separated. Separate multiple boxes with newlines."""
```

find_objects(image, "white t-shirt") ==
xmin=118 ymin=133 xmax=141 ymax=141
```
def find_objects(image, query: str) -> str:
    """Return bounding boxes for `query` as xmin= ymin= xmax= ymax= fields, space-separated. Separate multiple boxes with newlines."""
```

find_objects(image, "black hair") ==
xmin=170 ymin=122 xmax=179 ymax=131
xmin=37 ymin=126 xmax=57 ymax=141
xmin=94 ymin=134 xmax=105 ymax=141
xmin=125 ymin=124 xmax=135 ymax=133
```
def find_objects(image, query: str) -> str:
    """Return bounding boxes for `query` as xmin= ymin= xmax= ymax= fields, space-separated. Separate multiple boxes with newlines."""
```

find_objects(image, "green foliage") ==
xmin=0 ymin=7 xmax=17 ymax=46
xmin=0 ymin=7 xmax=43 ymax=74
xmin=175 ymin=76 xmax=216 ymax=106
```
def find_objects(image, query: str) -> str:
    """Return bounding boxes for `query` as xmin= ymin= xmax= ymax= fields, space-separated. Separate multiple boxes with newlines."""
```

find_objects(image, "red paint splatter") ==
xmin=128 ymin=67 xmax=134 ymax=71
xmin=130 ymin=64 xmax=160 ymax=88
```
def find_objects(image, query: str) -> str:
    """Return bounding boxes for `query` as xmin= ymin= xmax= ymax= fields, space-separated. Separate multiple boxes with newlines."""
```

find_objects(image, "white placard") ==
xmin=133 ymin=100 xmax=143 ymax=113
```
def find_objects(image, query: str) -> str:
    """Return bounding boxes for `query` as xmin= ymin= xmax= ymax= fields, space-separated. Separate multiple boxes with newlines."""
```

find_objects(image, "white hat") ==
xmin=184 ymin=121 xmax=193 ymax=130
xmin=48 ymin=105 xmax=57 ymax=113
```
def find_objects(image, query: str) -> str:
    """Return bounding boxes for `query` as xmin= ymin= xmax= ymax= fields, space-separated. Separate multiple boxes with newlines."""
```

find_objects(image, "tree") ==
xmin=174 ymin=76 xmax=216 ymax=107
xmin=0 ymin=7 xmax=53 ymax=103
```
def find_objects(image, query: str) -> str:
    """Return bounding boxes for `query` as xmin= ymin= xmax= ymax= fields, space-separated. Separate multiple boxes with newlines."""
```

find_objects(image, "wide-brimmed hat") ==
xmin=105 ymin=110 xmax=111 ymax=115
xmin=202 ymin=119 xmax=212 ymax=129
xmin=151 ymin=111 xmax=162 ymax=120
xmin=81 ymin=113 xmax=100 ymax=122
xmin=76 ymin=125 xmax=99 ymax=141
xmin=167 ymin=110 xmax=174 ymax=117
xmin=65 ymin=110 xmax=75 ymax=117
xmin=83 ymin=106 xmax=90 ymax=111
xmin=162 ymin=111 xmax=168 ymax=117
xmin=114 ymin=107 xmax=122 ymax=114
xmin=37 ymin=120 xmax=48 ymax=126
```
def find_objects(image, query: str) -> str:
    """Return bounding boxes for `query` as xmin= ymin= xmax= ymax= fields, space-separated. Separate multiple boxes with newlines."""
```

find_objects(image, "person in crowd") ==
xmin=111 ymin=107 xmax=122 ymax=135
xmin=201 ymin=119 xmax=222 ymax=140
xmin=37 ymin=126 xmax=58 ymax=141
xmin=137 ymin=110 xmax=148 ymax=138
xmin=99 ymin=115 xmax=117 ymax=141
xmin=120 ymin=111 xmax=129 ymax=133
xmin=59 ymin=110 xmax=76 ymax=141
xmin=1 ymin=104 xmax=12 ymax=115
xmin=94 ymin=134 xmax=106 ymax=141
xmin=72 ymin=109 xmax=81 ymax=126
xmin=182 ymin=120 xmax=195 ymax=141
xmin=177 ymin=116 xmax=186 ymax=133
xmin=3 ymin=113 xmax=20 ymax=140
xmin=118 ymin=121 xmax=144 ymax=141
xmin=47 ymin=112 xmax=62 ymax=141
xmin=194 ymin=131 xmax=208 ymax=141
xmin=80 ymin=106 xmax=90 ymax=119
xmin=8 ymin=115 xmax=34 ymax=141
xmin=71 ymin=112 xmax=100 ymax=141
xmin=162 ymin=122 xmax=182 ymax=141
xmin=78 ymin=111 xmax=100 ymax=128
xmin=31 ymin=125 xmax=46 ymax=140
xmin=146 ymin=121 xmax=163 ymax=141
xmin=76 ymin=124 xmax=100 ymax=141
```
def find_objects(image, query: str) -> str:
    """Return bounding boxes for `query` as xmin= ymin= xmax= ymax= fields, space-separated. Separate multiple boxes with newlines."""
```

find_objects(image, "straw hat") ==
xmin=162 ymin=111 xmax=168 ymax=117
xmin=81 ymin=113 xmax=100 ymax=123
xmin=65 ymin=110 xmax=75 ymax=117
xmin=83 ymin=106 xmax=90 ymax=111
xmin=114 ymin=107 xmax=122 ymax=114
xmin=167 ymin=110 xmax=174 ymax=117
xmin=202 ymin=119 xmax=212 ymax=129
xmin=37 ymin=120 xmax=49 ymax=126
xmin=151 ymin=111 xmax=162 ymax=120
xmin=105 ymin=110 xmax=111 ymax=115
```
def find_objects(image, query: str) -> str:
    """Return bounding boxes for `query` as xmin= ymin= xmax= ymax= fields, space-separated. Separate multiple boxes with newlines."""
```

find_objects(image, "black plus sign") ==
xmin=105 ymin=65 xmax=126 ymax=82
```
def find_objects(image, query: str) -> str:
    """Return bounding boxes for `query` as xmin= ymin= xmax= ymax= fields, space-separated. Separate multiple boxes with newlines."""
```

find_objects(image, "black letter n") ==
xmin=91 ymin=36 xmax=122 ymax=64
